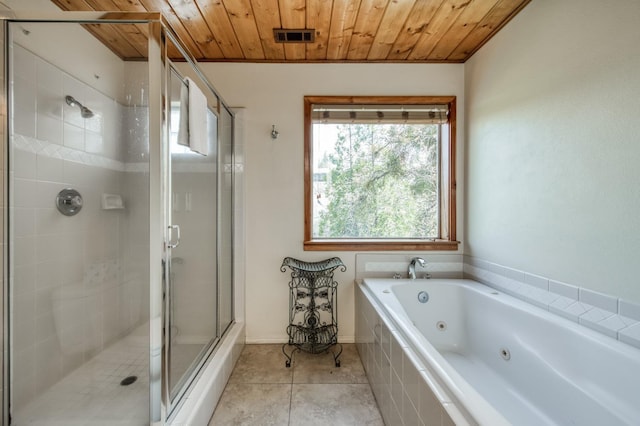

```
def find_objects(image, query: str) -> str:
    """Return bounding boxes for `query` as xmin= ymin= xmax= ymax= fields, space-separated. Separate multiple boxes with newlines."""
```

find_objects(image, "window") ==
xmin=304 ymin=96 xmax=458 ymax=251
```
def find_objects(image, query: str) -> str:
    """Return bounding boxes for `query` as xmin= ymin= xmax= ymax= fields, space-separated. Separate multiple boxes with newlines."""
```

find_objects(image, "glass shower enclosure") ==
xmin=0 ymin=12 xmax=235 ymax=424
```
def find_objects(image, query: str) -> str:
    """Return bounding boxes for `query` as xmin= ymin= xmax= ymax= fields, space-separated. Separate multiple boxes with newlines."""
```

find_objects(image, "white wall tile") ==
xmin=14 ymin=76 xmax=37 ymax=138
xmin=104 ymin=102 xmax=121 ymax=160
xmin=579 ymin=288 xmax=618 ymax=313
xmin=620 ymin=299 xmax=640 ymax=321
xmin=14 ymin=208 xmax=35 ymax=238
xmin=557 ymin=301 xmax=593 ymax=322
xmin=387 ymin=397 xmax=403 ymax=426
xmin=35 ymin=336 xmax=62 ymax=392
xmin=524 ymin=273 xmax=549 ymax=290
xmin=13 ymin=148 xmax=36 ymax=179
xmin=549 ymin=281 xmax=579 ymax=300
xmin=389 ymin=331 xmax=404 ymax=378
xmin=85 ymin=130 xmax=103 ymax=155
xmin=13 ymin=264 xmax=36 ymax=296
xmin=599 ymin=314 xmax=637 ymax=334
xmin=36 ymin=260 xmax=62 ymax=291
xmin=37 ymin=70 xmax=63 ymax=122
xmin=418 ymin=372 xmax=442 ymax=425
xmin=402 ymin=349 xmax=422 ymax=418
xmin=14 ymin=236 xmax=36 ymax=267
xmin=13 ymin=45 xmax=36 ymax=81
xmin=579 ymin=307 xmax=613 ymax=324
xmin=36 ymin=90 xmax=63 ymax=123
xmin=519 ymin=286 xmax=559 ymax=310
xmin=36 ymin=155 xmax=64 ymax=182
xmin=13 ymin=292 xmax=36 ymax=351
xmin=35 ymin=208 xmax=72 ymax=236
xmin=619 ymin=323 xmax=640 ymax=349
xmin=380 ymin=320 xmax=391 ymax=360
xmin=586 ymin=314 xmax=629 ymax=339
xmin=63 ymin=122 xmax=84 ymax=151
xmin=13 ymin=178 xmax=38 ymax=208
xmin=36 ymin=234 xmax=63 ymax=262
xmin=390 ymin=368 xmax=404 ymax=419
xmin=402 ymin=397 xmax=421 ymax=426
xmin=36 ymin=114 xmax=63 ymax=145
xmin=35 ymin=287 xmax=55 ymax=318
xmin=578 ymin=307 xmax=616 ymax=336
xmin=12 ymin=347 xmax=36 ymax=409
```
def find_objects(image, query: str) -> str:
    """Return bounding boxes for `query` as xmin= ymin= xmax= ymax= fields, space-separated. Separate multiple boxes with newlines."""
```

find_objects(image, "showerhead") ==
xmin=65 ymin=95 xmax=94 ymax=118
xmin=80 ymin=106 xmax=94 ymax=119
xmin=80 ymin=106 xmax=93 ymax=118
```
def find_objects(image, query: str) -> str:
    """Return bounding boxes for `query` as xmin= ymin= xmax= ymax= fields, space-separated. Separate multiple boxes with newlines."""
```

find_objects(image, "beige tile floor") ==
xmin=209 ymin=344 xmax=384 ymax=425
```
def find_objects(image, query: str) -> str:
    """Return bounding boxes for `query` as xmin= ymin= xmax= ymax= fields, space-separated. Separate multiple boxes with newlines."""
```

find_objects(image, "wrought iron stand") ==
xmin=281 ymin=257 xmax=346 ymax=367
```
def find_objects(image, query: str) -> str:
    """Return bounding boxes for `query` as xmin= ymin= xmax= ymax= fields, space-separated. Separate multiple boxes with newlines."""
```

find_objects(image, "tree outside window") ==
xmin=304 ymin=96 xmax=458 ymax=251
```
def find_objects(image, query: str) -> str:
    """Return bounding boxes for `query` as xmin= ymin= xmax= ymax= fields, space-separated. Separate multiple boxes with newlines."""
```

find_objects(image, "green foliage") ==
xmin=315 ymin=123 xmax=439 ymax=238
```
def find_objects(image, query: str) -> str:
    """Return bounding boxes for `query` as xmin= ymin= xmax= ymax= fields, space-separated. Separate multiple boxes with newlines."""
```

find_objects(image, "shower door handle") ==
xmin=168 ymin=224 xmax=181 ymax=249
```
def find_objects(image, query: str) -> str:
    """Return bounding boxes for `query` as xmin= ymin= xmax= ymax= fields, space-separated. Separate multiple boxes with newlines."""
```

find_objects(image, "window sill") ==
xmin=303 ymin=239 xmax=460 ymax=251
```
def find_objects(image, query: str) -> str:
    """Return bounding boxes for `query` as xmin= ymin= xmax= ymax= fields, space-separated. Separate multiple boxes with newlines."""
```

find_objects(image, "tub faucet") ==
xmin=408 ymin=257 xmax=426 ymax=279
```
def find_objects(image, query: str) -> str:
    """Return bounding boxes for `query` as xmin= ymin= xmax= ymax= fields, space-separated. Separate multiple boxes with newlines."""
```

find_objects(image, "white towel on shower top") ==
xmin=185 ymin=77 xmax=208 ymax=156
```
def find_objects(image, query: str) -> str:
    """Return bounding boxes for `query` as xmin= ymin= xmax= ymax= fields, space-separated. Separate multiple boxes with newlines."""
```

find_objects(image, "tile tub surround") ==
xmin=463 ymin=256 xmax=640 ymax=349
xmin=209 ymin=343 xmax=383 ymax=425
xmin=354 ymin=254 xmax=640 ymax=349
xmin=356 ymin=253 xmax=640 ymax=347
xmin=355 ymin=253 xmax=464 ymax=280
xmin=355 ymin=284 xmax=461 ymax=426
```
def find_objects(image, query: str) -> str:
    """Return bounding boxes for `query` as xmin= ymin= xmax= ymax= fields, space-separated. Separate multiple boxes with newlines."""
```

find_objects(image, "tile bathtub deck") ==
xmin=209 ymin=344 xmax=384 ymax=426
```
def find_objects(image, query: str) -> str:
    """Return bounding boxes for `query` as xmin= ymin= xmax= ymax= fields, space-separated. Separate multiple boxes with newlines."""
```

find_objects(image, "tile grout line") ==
xmin=212 ymin=345 xmax=381 ymax=425
xmin=288 ymin=352 xmax=295 ymax=426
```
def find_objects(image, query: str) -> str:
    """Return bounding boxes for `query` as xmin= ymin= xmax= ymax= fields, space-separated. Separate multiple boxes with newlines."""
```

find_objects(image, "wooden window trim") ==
xmin=303 ymin=96 xmax=458 ymax=251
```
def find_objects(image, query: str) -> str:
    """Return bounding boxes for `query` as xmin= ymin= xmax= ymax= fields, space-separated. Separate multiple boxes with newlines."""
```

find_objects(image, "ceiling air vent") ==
xmin=274 ymin=29 xmax=315 ymax=43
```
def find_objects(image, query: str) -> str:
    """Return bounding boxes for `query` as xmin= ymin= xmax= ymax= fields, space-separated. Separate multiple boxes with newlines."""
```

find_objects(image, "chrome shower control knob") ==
xmin=56 ymin=188 xmax=83 ymax=216
xmin=65 ymin=195 xmax=83 ymax=207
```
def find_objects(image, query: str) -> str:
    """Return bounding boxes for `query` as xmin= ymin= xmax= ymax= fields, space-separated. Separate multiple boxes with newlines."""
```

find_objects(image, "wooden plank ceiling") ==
xmin=51 ymin=0 xmax=530 ymax=62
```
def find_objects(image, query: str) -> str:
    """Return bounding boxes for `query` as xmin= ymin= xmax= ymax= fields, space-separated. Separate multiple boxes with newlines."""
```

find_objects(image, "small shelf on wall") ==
xmin=102 ymin=193 xmax=124 ymax=210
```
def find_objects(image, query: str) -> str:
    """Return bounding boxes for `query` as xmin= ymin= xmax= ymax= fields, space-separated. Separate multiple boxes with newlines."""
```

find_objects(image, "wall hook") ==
xmin=271 ymin=125 xmax=279 ymax=139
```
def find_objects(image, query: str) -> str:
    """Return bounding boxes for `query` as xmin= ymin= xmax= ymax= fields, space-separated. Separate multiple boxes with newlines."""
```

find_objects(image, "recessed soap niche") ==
xmin=102 ymin=193 xmax=125 ymax=210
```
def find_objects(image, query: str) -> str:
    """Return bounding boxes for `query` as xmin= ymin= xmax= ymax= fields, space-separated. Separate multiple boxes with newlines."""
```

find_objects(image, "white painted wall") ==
xmin=465 ymin=0 xmax=640 ymax=303
xmin=198 ymin=63 xmax=465 ymax=343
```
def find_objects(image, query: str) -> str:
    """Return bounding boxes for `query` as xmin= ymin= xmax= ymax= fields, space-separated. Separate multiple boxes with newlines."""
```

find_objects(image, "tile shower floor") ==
xmin=209 ymin=344 xmax=384 ymax=426
xmin=13 ymin=337 xmax=210 ymax=425
xmin=12 ymin=325 xmax=150 ymax=425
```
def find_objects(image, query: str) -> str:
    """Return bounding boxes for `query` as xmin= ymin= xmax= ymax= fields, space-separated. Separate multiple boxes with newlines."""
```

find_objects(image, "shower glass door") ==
xmin=219 ymin=106 xmax=234 ymax=334
xmin=4 ymin=14 xmax=235 ymax=424
xmin=166 ymin=65 xmax=219 ymax=407
xmin=6 ymin=19 xmax=152 ymax=425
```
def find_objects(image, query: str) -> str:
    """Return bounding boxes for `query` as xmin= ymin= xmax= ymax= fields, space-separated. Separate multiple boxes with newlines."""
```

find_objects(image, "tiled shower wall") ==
xmin=10 ymin=45 xmax=149 ymax=409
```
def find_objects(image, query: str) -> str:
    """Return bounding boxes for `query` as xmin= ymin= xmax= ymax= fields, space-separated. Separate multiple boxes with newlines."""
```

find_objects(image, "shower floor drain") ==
xmin=120 ymin=375 xmax=138 ymax=386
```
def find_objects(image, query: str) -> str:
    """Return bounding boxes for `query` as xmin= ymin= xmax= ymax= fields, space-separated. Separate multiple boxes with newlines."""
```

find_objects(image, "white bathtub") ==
xmin=356 ymin=278 xmax=640 ymax=425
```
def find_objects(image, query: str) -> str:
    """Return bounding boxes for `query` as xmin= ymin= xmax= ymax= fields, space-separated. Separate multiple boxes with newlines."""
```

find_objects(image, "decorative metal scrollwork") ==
xmin=281 ymin=257 xmax=345 ymax=368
